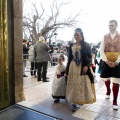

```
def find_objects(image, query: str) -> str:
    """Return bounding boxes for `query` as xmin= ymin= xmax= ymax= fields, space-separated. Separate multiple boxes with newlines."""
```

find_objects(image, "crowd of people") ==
xmin=23 ymin=36 xmax=68 ymax=81
xmin=23 ymin=19 xmax=120 ymax=111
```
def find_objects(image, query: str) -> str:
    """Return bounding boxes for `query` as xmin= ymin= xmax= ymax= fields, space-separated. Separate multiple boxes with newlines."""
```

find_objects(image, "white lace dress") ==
xmin=52 ymin=64 xmax=66 ymax=99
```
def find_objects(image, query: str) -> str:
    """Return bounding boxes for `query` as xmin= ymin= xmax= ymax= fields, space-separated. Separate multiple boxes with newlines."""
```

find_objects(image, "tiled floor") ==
xmin=22 ymin=66 xmax=120 ymax=120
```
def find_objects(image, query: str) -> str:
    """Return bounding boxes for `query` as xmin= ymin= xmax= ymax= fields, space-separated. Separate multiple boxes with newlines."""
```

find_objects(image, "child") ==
xmin=52 ymin=54 xmax=66 ymax=103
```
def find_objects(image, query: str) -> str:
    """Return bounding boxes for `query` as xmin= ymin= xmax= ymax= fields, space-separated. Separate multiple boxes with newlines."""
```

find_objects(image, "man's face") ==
xmin=109 ymin=22 xmax=117 ymax=33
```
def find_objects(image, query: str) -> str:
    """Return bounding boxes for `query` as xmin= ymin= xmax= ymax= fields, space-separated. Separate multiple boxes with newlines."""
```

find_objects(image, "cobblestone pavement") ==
xmin=22 ymin=66 xmax=120 ymax=120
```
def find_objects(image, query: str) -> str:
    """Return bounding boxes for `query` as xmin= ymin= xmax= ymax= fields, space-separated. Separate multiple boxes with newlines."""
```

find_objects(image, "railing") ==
xmin=23 ymin=54 xmax=37 ymax=72
xmin=23 ymin=53 xmax=63 ymax=72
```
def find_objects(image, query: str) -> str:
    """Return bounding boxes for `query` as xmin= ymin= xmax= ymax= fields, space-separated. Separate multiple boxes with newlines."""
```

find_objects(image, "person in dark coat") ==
xmin=92 ymin=46 xmax=98 ymax=57
xmin=66 ymin=28 xmax=96 ymax=111
xmin=92 ymin=53 xmax=99 ymax=76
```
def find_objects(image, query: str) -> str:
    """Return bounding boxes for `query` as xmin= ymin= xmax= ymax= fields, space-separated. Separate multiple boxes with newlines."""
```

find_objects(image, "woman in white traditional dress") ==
xmin=66 ymin=28 xmax=96 ymax=111
xmin=52 ymin=54 xmax=66 ymax=103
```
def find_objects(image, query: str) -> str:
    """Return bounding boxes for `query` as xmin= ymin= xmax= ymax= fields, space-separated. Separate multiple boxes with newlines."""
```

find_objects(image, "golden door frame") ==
xmin=0 ymin=0 xmax=24 ymax=109
xmin=0 ymin=0 xmax=10 ymax=109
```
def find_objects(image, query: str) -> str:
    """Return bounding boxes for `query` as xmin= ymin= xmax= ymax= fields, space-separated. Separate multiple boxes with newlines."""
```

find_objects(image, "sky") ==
xmin=23 ymin=0 xmax=120 ymax=44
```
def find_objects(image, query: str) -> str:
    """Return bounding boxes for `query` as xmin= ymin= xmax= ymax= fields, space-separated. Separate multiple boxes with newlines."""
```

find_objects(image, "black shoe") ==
xmin=71 ymin=104 xmax=77 ymax=112
xmin=54 ymin=99 xmax=60 ymax=103
xmin=37 ymin=78 xmax=41 ymax=82
xmin=23 ymin=75 xmax=28 ymax=77
xmin=42 ymin=77 xmax=49 ymax=79
xmin=37 ymin=79 xmax=41 ymax=82
xmin=34 ymin=75 xmax=37 ymax=78
xmin=43 ymin=80 xmax=49 ymax=82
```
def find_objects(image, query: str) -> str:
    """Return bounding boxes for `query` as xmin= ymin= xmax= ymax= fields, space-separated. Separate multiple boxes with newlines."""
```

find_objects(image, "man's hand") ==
xmin=110 ymin=62 xmax=118 ymax=68
xmin=106 ymin=61 xmax=112 ymax=67
xmin=106 ymin=61 xmax=117 ymax=68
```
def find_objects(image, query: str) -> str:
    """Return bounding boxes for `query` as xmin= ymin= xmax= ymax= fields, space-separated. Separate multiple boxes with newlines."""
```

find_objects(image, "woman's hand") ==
xmin=64 ymin=74 xmax=67 ymax=76
xmin=82 ymin=66 xmax=88 ymax=74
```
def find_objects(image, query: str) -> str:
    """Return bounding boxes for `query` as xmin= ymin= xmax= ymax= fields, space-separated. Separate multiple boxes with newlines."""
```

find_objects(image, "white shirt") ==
xmin=100 ymin=32 xmax=120 ymax=63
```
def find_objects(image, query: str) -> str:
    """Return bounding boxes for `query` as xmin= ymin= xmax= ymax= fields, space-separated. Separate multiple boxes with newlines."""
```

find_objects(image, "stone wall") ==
xmin=13 ymin=0 xmax=25 ymax=102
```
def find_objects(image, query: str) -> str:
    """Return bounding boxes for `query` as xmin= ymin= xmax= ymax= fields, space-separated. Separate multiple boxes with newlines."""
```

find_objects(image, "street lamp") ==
xmin=54 ymin=32 xmax=58 ymax=44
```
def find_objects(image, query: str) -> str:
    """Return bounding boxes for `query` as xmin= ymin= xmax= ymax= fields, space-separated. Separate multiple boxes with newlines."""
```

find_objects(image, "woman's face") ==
xmin=74 ymin=32 xmax=82 ymax=42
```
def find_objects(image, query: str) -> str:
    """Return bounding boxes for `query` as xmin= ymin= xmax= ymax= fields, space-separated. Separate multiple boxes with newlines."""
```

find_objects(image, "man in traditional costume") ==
xmin=100 ymin=20 xmax=120 ymax=110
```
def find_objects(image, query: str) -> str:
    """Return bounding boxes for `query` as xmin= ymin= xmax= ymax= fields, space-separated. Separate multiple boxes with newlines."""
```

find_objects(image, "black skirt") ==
xmin=100 ymin=61 xmax=120 ymax=78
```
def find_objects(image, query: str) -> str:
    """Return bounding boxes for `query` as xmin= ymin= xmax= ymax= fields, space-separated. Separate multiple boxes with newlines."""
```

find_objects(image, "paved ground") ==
xmin=22 ymin=65 xmax=120 ymax=120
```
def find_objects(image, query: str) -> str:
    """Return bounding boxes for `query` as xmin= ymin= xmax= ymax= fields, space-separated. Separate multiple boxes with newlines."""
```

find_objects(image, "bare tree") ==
xmin=23 ymin=0 xmax=80 ymax=41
